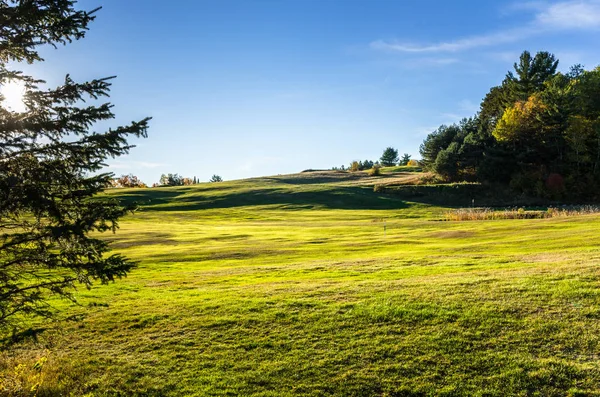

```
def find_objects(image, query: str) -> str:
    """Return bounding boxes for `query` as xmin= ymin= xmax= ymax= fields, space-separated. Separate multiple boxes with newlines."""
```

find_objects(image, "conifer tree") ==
xmin=399 ymin=153 xmax=412 ymax=166
xmin=380 ymin=147 xmax=399 ymax=166
xmin=0 ymin=0 xmax=150 ymax=328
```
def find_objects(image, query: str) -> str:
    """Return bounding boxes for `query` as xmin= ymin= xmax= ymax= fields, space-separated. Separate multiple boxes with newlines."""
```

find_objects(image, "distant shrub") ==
xmin=111 ymin=173 xmax=146 ymax=188
xmin=373 ymin=184 xmax=384 ymax=193
xmin=160 ymin=173 xmax=185 ymax=186
xmin=368 ymin=165 xmax=381 ymax=176
xmin=209 ymin=175 xmax=223 ymax=183
xmin=350 ymin=161 xmax=360 ymax=172
xmin=407 ymin=159 xmax=419 ymax=167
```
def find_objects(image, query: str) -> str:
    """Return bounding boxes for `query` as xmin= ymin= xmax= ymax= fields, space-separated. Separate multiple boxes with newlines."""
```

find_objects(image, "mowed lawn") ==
xmin=3 ymin=171 xmax=600 ymax=396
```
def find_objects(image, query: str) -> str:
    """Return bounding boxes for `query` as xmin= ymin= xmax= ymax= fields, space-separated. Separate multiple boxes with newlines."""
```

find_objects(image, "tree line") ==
xmin=420 ymin=50 xmax=600 ymax=199
xmin=332 ymin=147 xmax=417 ymax=171
xmin=110 ymin=173 xmax=224 ymax=188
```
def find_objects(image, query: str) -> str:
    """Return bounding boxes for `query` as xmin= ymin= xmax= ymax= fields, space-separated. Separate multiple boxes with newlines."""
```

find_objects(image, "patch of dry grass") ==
xmin=444 ymin=206 xmax=600 ymax=221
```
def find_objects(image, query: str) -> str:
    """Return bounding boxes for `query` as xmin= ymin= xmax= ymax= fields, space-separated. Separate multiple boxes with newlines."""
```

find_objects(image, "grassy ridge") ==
xmin=2 ymin=171 xmax=600 ymax=396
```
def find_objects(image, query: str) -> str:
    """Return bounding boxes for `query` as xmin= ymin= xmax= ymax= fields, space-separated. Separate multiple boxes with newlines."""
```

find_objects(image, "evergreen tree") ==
xmin=209 ymin=175 xmax=223 ymax=183
xmin=0 ymin=1 xmax=150 ymax=327
xmin=399 ymin=153 xmax=411 ymax=166
xmin=506 ymin=51 xmax=558 ymax=102
xmin=361 ymin=160 xmax=374 ymax=170
xmin=380 ymin=147 xmax=399 ymax=166
xmin=481 ymin=51 xmax=558 ymax=127
xmin=420 ymin=125 xmax=462 ymax=169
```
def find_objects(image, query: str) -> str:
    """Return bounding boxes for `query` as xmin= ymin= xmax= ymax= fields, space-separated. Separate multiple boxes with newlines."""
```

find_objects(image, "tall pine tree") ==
xmin=379 ymin=147 xmax=399 ymax=167
xmin=0 ymin=0 xmax=150 ymax=328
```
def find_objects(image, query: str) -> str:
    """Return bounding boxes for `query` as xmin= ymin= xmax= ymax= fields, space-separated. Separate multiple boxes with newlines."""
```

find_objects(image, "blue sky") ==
xmin=20 ymin=0 xmax=600 ymax=183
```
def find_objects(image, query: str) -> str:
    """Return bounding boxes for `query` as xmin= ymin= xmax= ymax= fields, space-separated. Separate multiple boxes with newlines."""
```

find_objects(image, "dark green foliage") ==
xmin=209 ymin=174 xmax=223 ymax=183
xmin=379 ymin=147 xmax=399 ymax=166
xmin=420 ymin=118 xmax=485 ymax=181
xmin=433 ymin=142 xmax=461 ymax=180
xmin=506 ymin=51 xmax=558 ymax=102
xmin=350 ymin=160 xmax=374 ymax=171
xmin=422 ymin=50 xmax=600 ymax=199
xmin=420 ymin=124 xmax=462 ymax=169
xmin=480 ymin=82 xmax=511 ymax=126
xmin=399 ymin=153 xmax=411 ymax=166
xmin=0 ymin=0 xmax=150 ymax=328
xmin=361 ymin=159 xmax=374 ymax=170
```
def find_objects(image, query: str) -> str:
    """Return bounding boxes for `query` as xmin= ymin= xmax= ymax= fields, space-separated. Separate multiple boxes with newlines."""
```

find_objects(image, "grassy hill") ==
xmin=3 ymin=169 xmax=600 ymax=396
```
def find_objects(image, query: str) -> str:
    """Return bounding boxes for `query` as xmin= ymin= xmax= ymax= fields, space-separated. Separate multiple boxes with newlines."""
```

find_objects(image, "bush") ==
xmin=350 ymin=161 xmax=360 ymax=172
xmin=407 ymin=159 xmax=419 ymax=167
xmin=368 ymin=165 xmax=381 ymax=176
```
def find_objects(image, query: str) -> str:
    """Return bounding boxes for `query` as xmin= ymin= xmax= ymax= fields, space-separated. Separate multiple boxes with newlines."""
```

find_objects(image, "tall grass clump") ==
xmin=0 ymin=349 xmax=86 ymax=397
xmin=368 ymin=165 xmax=381 ymax=176
xmin=445 ymin=206 xmax=600 ymax=221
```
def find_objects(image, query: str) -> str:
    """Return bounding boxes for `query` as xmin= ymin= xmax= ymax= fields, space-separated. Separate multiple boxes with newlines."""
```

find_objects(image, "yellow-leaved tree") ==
xmin=493 ymin=94 xmax=547 ymax=144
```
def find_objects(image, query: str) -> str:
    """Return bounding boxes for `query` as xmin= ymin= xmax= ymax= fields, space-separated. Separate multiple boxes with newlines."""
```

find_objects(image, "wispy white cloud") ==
xmin=371 ymin=0 xmax=600 ymax=53
xmin=371 ymin=28 xmax=529 ymax=53
xmin=536 ymin=1 xmax=600 ymax=29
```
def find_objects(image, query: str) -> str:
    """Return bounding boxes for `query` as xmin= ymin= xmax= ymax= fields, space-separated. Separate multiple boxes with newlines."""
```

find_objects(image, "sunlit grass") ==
xmin=2 ymin=171 xmax=600 ymax=396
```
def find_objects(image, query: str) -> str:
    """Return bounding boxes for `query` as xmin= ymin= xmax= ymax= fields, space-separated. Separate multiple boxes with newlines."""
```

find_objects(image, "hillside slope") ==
xmin=3 ymin=170 xmax=600 ymax=396
xmin=112 ymin=168 xmax=426 ymax=212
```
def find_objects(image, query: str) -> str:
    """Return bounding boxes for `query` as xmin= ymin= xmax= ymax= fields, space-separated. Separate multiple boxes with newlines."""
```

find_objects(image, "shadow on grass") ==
xmin=114 ymin=186 xmax=411 ymax=212
xmin=1 ymin=327 xmax=47 ymax=348
xmin=378 ymin=183 xmax=554 ymax=207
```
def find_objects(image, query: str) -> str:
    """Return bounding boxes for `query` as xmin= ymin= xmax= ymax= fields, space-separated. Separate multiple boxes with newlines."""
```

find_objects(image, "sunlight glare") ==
xmin=1 ymin=81 xmax=26 ymax=112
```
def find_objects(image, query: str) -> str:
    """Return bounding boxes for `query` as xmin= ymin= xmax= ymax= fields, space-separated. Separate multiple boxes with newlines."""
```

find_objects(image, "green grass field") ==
xmin=3 ymin=169 xmax=600 ymax=396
